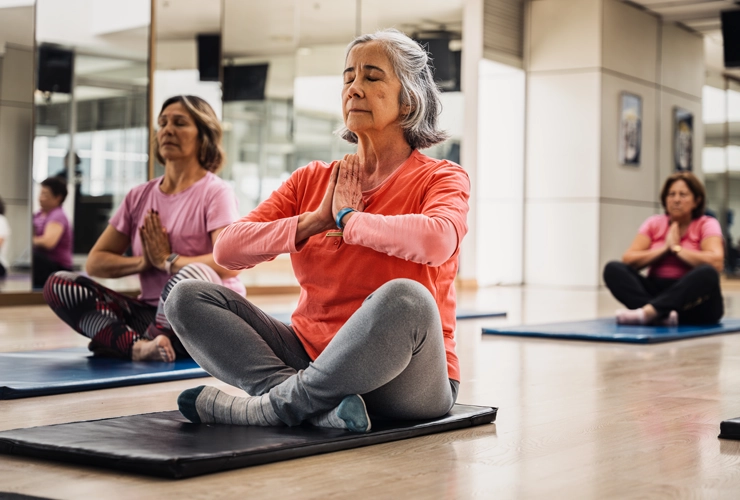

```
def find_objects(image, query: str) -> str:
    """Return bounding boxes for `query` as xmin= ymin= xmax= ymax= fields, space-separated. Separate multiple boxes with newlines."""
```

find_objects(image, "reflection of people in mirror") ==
xmin=167 ymin=29 xmax=469 ymax=433
xmin=32 ymin=177 xmax=73 ymax=288
xmin=604 ymin=172 xmax=723 ymax=326
xmin=0 ymin=196 xmax=10 ymax=278
xmin=43 ymin=96 xmax=244 ymax=362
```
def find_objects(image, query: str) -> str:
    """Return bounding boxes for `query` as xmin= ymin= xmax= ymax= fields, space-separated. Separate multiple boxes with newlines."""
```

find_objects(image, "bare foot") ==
xmin=132 ymin=335 xmax=176 ymax=362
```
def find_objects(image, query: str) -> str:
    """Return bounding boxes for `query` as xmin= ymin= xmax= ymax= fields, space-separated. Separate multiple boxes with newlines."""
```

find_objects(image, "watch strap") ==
xmin=164 ymin=253 xmax=180 ymax=274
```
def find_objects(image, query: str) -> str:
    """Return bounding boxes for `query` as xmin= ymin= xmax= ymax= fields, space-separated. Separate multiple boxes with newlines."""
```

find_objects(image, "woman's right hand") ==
xmin=665 ymin=221 xmax=680 ymax=250
xmin=295 ymin=162 xmax=340 ymax=243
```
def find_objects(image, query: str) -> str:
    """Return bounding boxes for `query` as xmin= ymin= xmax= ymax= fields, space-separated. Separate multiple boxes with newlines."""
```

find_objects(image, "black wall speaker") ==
xmin=222 ymin=64 xmax=269 ymax=102
xmin=721 ymin=10 xmax=740 ymax=68
xmin=37 ymin=45 xmax=73 ymax=94
xmin=415 ymin=33 xmax=461 ymax=92
xmin=197 ymin=34 xmax=221 ymax=82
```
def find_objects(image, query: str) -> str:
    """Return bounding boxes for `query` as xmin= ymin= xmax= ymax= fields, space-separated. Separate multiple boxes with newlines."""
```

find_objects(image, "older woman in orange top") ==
xmin=166 ymin=29 xmax=470 ymax=432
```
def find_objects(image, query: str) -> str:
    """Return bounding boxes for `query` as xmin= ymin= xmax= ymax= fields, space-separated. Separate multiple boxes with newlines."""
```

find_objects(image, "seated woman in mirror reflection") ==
xmin=43 ymin=96 xmax=244 ymax=362
xmin=32 ymin=177 xmax=73 ymax=288
xmin=604 ymin=172 xmax=724 ymax=326
xmin=165 ymin=29 xmax=469 ymax=433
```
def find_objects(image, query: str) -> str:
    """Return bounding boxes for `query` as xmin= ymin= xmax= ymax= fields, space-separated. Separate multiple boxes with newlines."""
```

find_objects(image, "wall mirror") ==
xmin=30 ymin=0 xmax=150 ymax=290
xmin=0 ymin=1 xmax=35 ymax=294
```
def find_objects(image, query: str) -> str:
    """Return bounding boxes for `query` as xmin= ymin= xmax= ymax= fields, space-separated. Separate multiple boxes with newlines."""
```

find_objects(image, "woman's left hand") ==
xmin=140 ymin=210 xmax=171 ymax=271
xmin=333 ymin=154 xmax=365 ymax=220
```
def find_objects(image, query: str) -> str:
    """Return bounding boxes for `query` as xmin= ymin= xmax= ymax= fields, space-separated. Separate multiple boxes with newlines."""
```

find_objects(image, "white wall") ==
xmin=525 ymin=0 xmax=704 ymax=287
xmin=477 ymin=59 xmax=525 ymax=286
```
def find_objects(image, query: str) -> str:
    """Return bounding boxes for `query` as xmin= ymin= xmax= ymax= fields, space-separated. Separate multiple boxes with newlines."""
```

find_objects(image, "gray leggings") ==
xmin=165 ymin=278 xmax=458 ymax=426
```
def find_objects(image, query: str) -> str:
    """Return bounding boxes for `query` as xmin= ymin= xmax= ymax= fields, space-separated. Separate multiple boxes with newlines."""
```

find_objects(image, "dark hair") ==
xmin=660 ymin=171 xmax=706 ymax=220
xmin=41 ymin=176 xmax=68 ymax=204
xmin=0 ymin=196 xmax=4 ymax=216
xmin=154 ymin=95 xmax=225 ymax=172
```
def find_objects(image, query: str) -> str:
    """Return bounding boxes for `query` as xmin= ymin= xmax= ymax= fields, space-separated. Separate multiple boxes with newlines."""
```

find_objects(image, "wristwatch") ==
xmin=672 ymin=245 xmax=682 ymax=254
xmin=164 ymin=253 xmax=180 ymax=274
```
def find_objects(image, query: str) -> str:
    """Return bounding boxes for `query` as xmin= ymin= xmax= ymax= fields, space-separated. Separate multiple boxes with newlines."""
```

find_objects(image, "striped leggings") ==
xmin=43 ymin=263 xmax=223 ymax=359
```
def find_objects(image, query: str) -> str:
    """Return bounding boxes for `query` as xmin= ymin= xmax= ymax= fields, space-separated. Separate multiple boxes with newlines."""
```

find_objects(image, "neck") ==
xmin=671 ymin=214 xmax=693 ymax=226
xmin=160 ymin=158 xmax=207 ymax=194
xmin=355 ymin=131 xmax=413 ymax=191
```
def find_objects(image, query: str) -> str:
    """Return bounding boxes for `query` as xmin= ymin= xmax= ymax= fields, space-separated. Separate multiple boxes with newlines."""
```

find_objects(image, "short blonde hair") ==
xmin=154 ymin=95 xmax=225 ymax=172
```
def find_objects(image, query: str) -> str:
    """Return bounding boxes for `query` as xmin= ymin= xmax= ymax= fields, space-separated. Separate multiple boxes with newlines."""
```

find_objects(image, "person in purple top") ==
xmin=32 ymin=176 xmax=73 ymax=288
xmin=43 ymin=95 xmax=245 ymax=362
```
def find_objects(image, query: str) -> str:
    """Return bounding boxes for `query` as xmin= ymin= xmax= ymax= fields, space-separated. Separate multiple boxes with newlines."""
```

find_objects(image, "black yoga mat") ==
xmin=482 ymin=318 xmax=740 ymax=343
xmin=0 ymin=404 xmax=497 ymax=479
xmin=719 ymin=417 xmax=740 ymax=440
xmin=0 ymin=348 xmax=207 ymax=400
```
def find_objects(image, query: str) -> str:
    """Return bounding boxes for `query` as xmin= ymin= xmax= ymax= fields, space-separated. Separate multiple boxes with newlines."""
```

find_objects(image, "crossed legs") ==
xmin=165 ymin=278 xmax=458 ymax=431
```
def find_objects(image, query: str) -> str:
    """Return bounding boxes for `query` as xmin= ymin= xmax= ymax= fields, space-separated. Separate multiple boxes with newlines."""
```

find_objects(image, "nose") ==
xmin=346 ymin=79 xmax=363 ymax=99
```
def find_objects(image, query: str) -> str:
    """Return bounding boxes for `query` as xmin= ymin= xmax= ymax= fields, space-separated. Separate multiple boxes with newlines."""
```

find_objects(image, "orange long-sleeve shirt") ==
xmin=214 ymin=150 xmax=470 ymax=381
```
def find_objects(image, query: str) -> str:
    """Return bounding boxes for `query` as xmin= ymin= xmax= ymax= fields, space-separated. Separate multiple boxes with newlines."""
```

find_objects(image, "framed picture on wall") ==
xmin=673 ymin=107 xmax=693 ymax=171
xmin=618 ymin=92 xmax=642 ymax=166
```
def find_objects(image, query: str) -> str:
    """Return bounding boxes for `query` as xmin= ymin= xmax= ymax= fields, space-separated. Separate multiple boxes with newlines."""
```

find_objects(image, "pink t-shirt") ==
xmin=33 ymin=206 xmax=73 ymax=269
xmin=109 ymin=172 xmax=246 ymax=305
xmin=639 ymin=214 xmax=723 ymax=279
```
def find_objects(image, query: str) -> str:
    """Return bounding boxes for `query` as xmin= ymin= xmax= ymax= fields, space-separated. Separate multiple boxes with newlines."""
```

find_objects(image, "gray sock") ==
xmin=178 ymin=385 xmax=282 ymax=426
xmin=308 ymin=394 xmax=372 ymax=433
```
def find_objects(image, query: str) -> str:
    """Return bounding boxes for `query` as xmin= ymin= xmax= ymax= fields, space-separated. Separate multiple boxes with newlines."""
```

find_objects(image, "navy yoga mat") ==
xmin=271 ymin=310 xmax=506 ymax=323
xmin=482 ymin=318 xmax=740 ymax=343
xmin=0 ymin=404 xmax=497 ymax=478
xmin=0 ymin=348 xmax=207 ymax=399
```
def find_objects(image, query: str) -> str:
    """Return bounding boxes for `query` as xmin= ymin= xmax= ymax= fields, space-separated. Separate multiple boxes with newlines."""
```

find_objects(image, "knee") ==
xmin=164 ymin=280 xmax=213 ymax=332
xmin=692 ymin=264 xmax=720 ymax=286
xmin=374 ymin=278 xmax=437 ymax=317
xmin=603 ymin=261 xmax=626 ymax=282
xmin=42 ymin=271 xmax=79 ymax=305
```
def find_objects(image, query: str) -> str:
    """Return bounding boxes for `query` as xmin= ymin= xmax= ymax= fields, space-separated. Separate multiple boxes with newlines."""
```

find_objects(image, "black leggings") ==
xmin=603 ymin=261 xmax=724 ymax=325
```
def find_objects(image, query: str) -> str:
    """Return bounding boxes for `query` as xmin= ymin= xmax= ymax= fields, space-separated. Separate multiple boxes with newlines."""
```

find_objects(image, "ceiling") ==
xmin=627 ymin=0 xmax=738 ymax=43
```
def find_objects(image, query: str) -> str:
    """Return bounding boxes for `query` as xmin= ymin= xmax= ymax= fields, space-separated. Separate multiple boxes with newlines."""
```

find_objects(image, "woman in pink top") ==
xmin=43 ymin=96 xmax=244 ymax=361
xmin=604 ymin=172 xmax=724 ymax=325
xmin=166 ymin=29 xmax=469 ymax=433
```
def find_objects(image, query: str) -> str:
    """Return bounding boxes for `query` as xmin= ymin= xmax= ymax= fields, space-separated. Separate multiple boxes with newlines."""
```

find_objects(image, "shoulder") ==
xmin=410 ymin=151 xmax=469 ymax=185
xmin=48 ymin=207 xmax=70 ymax=224
xmin=125 ymin=177 xmax=162 ymax=202
xmin=200 ymin=172 xmax=234 ymax=196
xmin=287 ymin=160 xmax=334 ymax=186
xmin=644 ymin=214 xmax=667 ymax=226
xmin=639 ymin=214 xmax=667 ymax=233
xmin=696 ymin=215 xmax=722 ymax=234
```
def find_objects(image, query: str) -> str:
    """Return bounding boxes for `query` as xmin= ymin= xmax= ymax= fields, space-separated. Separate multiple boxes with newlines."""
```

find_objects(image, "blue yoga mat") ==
xmin=271 ymin=310 xmax=506 ymax=324
xmin=482 ymin=318 xmax=740 ymax=343
xmin=0 ymin=348 xmax=207 ymax=400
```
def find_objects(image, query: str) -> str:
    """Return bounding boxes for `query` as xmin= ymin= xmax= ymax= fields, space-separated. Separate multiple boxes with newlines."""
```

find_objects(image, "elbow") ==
xmin=421 ymin=237 xmax=457 ymax=267
xmin=85 ymin=254 xmax=99 ymax=276
xmin=212 ymin=244 xmax=232 ymax=269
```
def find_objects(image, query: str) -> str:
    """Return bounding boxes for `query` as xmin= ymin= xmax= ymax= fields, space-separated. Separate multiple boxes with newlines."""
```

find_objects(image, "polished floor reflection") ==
xmin=2 ymin=283 xmax=740 ymax=498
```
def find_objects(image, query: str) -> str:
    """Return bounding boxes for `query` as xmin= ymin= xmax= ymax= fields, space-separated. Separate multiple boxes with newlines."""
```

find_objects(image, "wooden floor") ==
xmin=2 ymin=285 xmax=740 ymax=498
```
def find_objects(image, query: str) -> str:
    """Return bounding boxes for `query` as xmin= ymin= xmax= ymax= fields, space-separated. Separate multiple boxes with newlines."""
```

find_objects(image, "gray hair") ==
xmin=337 ymin=28 xmax=449 ymax=150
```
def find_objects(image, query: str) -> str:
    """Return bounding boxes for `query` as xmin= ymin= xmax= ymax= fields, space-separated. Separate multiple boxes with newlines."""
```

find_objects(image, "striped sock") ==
xmin=178 ymin=386 xmax=282 ymax=426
